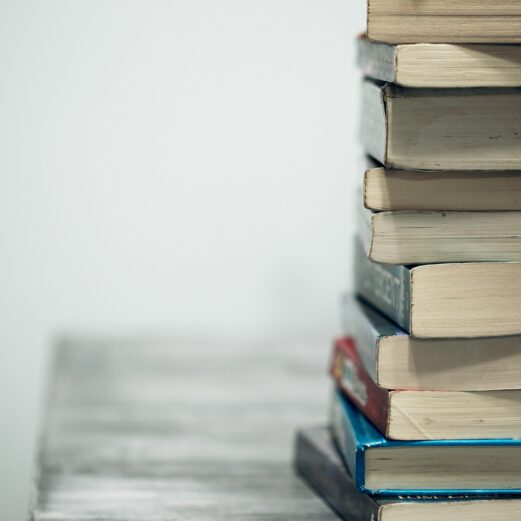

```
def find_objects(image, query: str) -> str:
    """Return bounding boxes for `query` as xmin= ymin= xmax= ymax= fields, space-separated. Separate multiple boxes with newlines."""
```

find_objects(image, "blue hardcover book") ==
xmin=294 ymin=426 xmax=521 ymax=521
xmin=330 ymin=389 xmax=521 ymax=496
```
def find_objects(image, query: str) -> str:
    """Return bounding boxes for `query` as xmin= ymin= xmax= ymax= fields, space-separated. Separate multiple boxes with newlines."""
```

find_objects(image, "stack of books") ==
xmin=294 ymin=2 xmax=521 ymax=519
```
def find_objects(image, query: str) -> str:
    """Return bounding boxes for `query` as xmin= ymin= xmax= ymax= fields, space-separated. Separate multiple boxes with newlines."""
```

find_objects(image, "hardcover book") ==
xmin=331 ymin=336 xmax=521 ymax=440
xmin=353 ymin=237 xmax=521 ymax=338
xmin=341 ymin=294 xmax=521 ymax=392
xmin=361 ymin=80 xmax=521 ymax=171
xmin=367 ymin=0 xmax=521 ymax=44
xmin=358 ymin=36 xmax=521 ymax=88
xmin=294 ymin=426 xmax=521 ymax=520
xmin=330 ymin=389 xmax=521 ymax=496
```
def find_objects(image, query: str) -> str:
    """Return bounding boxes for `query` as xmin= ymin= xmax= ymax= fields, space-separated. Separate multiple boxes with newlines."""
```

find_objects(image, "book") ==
xmin=358 ymin=36 xmax=521 ymax=88
xmin=341 ymin=294 xmax=521 ymax=392
xmin=331 ymin=336 xmax=521 ymax=440
xmin=358 ymin=203 xmax=521 ymax=264
xmin=367 ymin=0 xmax=521 ymax=44
xmin=361 ymin=80 xmax=521 ymax=171
xmin=294 ymin=426 xmax=521 ymax=520
xmin=295 ymin=427 xmax=378 ymax=521
xmin=364 ymin=164 xmax=521 ymax=211
xmin=330 ymin=389 xmax=521 ymax=495
xmin=353 ymin=236 xmax=521 ymax=338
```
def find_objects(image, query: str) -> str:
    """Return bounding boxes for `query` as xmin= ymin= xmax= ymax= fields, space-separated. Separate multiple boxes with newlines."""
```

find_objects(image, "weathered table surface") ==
xmin=29 ymin=336 xmax=338 ymax=520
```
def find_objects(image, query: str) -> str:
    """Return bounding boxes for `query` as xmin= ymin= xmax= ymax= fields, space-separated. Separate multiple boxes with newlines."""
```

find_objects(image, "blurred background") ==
xmin=0 ymin=1 xmax=365 ymax=518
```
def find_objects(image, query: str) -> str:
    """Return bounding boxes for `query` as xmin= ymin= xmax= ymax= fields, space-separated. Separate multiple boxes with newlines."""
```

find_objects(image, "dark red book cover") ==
xmin=330 ymin=336 xmax=391 ymax=436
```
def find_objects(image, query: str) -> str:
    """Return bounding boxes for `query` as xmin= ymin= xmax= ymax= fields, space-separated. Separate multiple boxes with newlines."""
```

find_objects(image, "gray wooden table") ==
xmin=29 ymin=336 xmax=338 ymax=520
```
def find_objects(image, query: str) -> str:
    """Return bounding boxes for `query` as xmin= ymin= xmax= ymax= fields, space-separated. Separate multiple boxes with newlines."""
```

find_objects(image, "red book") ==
xmin=330 ymin=336 xmax=390 ymax=436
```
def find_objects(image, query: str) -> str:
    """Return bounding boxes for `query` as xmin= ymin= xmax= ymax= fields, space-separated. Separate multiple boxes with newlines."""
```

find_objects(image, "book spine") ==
xmin=353 ymin=237 xmax=412 ymax=332
xmin=294 ymin=429 xmax=380 ymax=521
xmin=330 ymin=337 xmax=391 ymax=436
xmin=356 ymin=200 xmax=375 ymax=259
xmin=359 ymin=80 xmax=388 ymax=165
xmin=357 ymin=36 xmax=397 ymax=84
xmin=329 ymin=391 xmax=363 ymax=490
xmin=341 ymin=295 xmax=379 ymax=381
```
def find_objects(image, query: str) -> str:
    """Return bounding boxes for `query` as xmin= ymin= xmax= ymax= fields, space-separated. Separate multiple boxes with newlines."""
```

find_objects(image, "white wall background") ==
xmin=0 ymin=1 xmax=365 ymax=518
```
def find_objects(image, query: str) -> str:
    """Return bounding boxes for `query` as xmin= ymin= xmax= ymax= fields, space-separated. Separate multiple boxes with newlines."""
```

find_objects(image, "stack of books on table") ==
xmin=294 ymin=2 xmax=521 ymax=519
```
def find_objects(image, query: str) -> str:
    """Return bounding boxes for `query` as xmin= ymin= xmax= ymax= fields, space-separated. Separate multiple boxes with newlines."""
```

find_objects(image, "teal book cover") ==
xmin=331 ymin=389 xmax=521 ymax=496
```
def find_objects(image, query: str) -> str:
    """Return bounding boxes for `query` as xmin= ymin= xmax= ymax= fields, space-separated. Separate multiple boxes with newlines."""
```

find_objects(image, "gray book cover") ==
xmin=340 ymin=294 xmax=407 ymax=382
xmin=353 ymin=237 xmax=411 ymax=332
xmin=294 ymin=427 xmax=380 ymax=521
xmin=357 ymin=36 xmax=396 ymax=83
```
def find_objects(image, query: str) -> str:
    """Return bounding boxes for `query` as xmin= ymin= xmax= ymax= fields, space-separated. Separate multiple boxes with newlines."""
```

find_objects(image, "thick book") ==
xmin=294 ymin=426 xmax=521 ymax=520
xmin=364 ymin=163 xmax=521 ymax=211
xmin=331 ymin=336 xmax=521 ymax=440
xmin=367 ymin=0 xmax=521 ymax=44
xmin=353 ymin=236 xmax=521 ymax=338
xmin=361 ymin=80 xmax=521 ymax=171
xmin=358 ymin=203 xmax=521 ymax=264
xmin=330 ymin=389 xmax=521 ymax=496
xmin=358 ymin=36 xmax=521 ymax=88
xmin=341 ymin=294 xmax=521 ymax=392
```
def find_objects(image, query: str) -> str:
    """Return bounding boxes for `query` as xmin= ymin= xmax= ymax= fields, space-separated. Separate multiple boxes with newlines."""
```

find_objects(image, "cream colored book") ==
xmin=363 ymin=164 xmax=521 ymax=211
xmin=361 ymin=80 xmax=521 ymax=171
xmin=358 ymin=204 xmax=521 ymax=264
xmin=358 ymin=36 xmax=521 ymax=88
xmin=367 ymin=0 xmax=521 ymax=44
